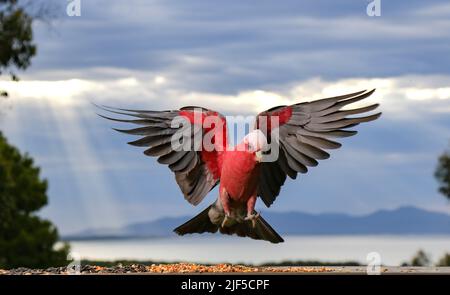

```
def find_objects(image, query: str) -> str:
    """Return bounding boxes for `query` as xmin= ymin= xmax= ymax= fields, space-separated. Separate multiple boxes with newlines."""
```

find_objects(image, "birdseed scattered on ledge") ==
xmin=0 ymin=263 xmax=335 ymax=274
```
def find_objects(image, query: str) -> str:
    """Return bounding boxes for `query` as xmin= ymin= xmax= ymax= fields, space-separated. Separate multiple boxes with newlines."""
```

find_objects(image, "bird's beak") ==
xmin=255 ymin=151 xmax=263 ymax=162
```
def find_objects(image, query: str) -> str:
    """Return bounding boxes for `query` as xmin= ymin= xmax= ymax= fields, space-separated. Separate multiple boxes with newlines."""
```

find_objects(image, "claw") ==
xmin=245 ymin=211 xmax=260 ymax=228
xmin=245 ymin=211 xmax=260 ymax=220
xmin=221 ymin=214 xmax=231 ymax=228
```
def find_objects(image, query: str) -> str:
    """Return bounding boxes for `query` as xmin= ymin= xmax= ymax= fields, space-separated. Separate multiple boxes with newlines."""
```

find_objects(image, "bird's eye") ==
xmin=247 ymin=143 xmax=256 ymax=152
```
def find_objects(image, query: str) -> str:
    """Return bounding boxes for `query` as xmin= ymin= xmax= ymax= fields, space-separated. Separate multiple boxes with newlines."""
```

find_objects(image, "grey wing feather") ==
xmin=257 ymin=89 xmax=381 ymax=207
xmin=97 ymin=105 xmax=224 ymax=206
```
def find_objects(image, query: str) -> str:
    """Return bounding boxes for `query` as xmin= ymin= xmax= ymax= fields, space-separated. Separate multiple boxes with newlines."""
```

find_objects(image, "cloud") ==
xmin=414 ymin=2 xmax=450 ymax=17
xmin=2 ymin=74 xmax=450 ymax=117
xmin=24 ymin=0 xmax=450 ymax=95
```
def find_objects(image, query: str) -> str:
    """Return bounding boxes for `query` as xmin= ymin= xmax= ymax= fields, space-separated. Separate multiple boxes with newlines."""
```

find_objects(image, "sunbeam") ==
xmin=45 ymin=99 xmax=125 ymax=231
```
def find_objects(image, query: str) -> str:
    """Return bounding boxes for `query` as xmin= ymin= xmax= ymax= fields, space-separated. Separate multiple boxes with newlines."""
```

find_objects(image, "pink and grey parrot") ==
xmin=99 ymin=89 xmax=380 ymax=243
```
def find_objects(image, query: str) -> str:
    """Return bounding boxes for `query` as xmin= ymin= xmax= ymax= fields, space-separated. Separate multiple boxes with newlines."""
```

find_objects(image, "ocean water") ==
xmin=68 ymin=235 xmax=450 ymax=266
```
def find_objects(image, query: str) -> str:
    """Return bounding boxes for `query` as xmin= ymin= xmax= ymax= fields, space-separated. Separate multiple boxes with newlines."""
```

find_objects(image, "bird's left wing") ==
xmin=98 ymin=106 xmax=228 ymax=206
xmin=254 ymin=89 xmax=381 ymax=207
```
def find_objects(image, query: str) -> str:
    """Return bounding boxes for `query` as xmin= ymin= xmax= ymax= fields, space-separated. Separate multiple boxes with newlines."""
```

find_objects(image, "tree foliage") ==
xmin=0 ymin=131 xmax=69 ymax=269
xmin=437 ymin=253 xmax=450 ymax=267
xmin=401 ymin=250 xmax=431 ymax=267
xmin=0 ymin=0 xmax=37 ymax=97
xmin=435 ymin=148 xmax=450 ymax=201
xmin=410 ymin=250 xmax=431 ymax=267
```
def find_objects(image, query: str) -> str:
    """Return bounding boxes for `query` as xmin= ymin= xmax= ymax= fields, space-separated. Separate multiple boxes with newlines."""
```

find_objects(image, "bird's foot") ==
xmin=221 ymin=214 xmax=232 ymax=228
xmin=245 ymin=212 xmax=260 ymax=228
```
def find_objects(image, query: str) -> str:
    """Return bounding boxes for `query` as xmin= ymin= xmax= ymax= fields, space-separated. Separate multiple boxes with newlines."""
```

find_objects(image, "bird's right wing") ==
xmin=98 ymin=106 xmax=228 ymax=206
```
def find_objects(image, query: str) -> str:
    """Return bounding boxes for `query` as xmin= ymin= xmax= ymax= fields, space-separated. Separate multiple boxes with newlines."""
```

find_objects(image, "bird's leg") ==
xmin=244 ymin=195 xmax=259 ymax=228
xmin=220 ymin=187 xmax=232 ymax=228
xmin=220 ymin=187 xmax=232 ymax=216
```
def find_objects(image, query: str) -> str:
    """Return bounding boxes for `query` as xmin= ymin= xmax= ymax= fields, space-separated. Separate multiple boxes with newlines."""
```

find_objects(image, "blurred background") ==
xmin=1 ymin=0 xmax=449 ymax=269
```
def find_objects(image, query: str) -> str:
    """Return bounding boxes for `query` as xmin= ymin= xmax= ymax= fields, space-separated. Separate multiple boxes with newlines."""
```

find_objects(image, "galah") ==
xmin=99 ymin=89 xmax=380 ymax=243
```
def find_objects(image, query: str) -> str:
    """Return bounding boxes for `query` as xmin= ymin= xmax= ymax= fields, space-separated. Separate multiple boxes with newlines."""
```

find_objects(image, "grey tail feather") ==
xmin=220 ymin=214 xmax=284 ymax=244
xmin=174 ymin=206 xmax=284 ymax=244
xmin=253 ymin=215 xmax=284 ymax=243
xmin=173 ymin=205 xmax=219 ymax=235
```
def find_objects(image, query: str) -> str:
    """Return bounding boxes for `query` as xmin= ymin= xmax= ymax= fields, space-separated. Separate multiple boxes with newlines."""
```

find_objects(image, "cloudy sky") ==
xmin=1 ymin=0 xmax=450 ymax=234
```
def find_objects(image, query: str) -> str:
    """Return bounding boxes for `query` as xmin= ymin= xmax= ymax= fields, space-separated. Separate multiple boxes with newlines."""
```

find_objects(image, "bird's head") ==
xmin=242 ymin=129 xmax=268 ymax=162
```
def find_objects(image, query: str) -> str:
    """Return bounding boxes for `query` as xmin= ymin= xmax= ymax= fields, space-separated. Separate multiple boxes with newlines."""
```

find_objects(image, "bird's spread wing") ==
xmin=254 ymin=89 xmax=381 ymax=207
xmin=98 ymin=105 xmax=228 ymax=206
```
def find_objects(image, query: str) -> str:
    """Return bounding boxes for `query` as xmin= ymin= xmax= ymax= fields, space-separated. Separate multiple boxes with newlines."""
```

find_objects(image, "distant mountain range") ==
xmin=64 ymin=206 xmax=450 ymax=240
